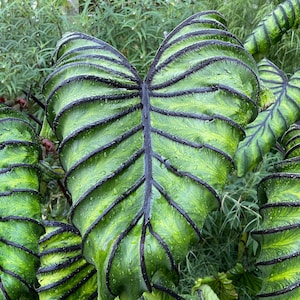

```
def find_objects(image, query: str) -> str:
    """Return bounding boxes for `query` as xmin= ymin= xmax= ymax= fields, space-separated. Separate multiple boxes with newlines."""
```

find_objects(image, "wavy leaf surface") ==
xmin=235 ymin=60 xmax=300 ymax=176
xmin=257 ymin=58 xmax=288 ymax=102
xmin=0 ymin=105 xmax=44 ymax=299
xmin=244 ymin=0 xmax=300 ymax=55
xmin=37 ymin=221 xmax=97 ymax=300
xmin=44 ymin=11 xmax=259 ymax=299
xmin=253 ymin=124 xmax=300 ymax=299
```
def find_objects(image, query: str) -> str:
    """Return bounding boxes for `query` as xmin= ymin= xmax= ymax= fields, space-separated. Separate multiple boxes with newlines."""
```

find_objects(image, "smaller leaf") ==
xmin=193 ymin=280 xmax=219 ymax=300
xmin=37 ymin=221 xmax=97 ymax=300
xmin=199 ymin=285 xmax=219 ymax=300
xmin=252 ymin=124 xmax=300 ymax=298
xmin=0 ymin=105 xmax=43 ymax=299
xmin=227 ymin=263 xmax=263 ymax=297
xmin=281 ymin=123 xmax=300 ymax=159
xmin=142 ymin=289 xmax=183 ymax=300
xmin=244 ymin=0 xmax=300 ymax=55
xmin=193 ymin=273 xmax=238 ymax=300
xmin=235 ymin=62 xmax=300 ymax=176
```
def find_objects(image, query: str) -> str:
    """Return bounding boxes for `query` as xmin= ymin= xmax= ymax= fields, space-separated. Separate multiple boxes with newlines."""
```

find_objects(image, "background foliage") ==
xmin=0 ymin=0 xmax=300 ymax=299
xmin=1 ymin=0 xmax=298 ymax=101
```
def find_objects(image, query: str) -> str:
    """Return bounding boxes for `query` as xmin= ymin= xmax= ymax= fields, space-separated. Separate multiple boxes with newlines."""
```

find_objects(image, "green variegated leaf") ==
xmin=0 ymin=105 xmax=44 ymax=299
xmin=44 ymin=11 xmax=259 ymax=299
xmin=252 ymin=124 xmax=300 ymax=299
xmin=235 ymin=61 xmax=300 ymax=176
xmin=37 ymin=221 xmax=97 ymax=300
xmin=282 ymin=124 xmax=300 ymax=159
xmin=244 ymin=0 xmax=300 ymax=55
xmin=257 ymin=58 xmax=287 ymax=107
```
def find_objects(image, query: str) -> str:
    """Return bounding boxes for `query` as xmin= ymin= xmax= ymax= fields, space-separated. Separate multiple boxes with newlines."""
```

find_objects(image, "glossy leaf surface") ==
xmin=235 ymin=60 xmax=300 ymax=176
xmin=44 ymin=11 xmax=259 ymax=299
xmin=37 ymin=221 xmax=97 ymax=300
xmin=0 ymin=105 xmax=44 ymax=299
xmin=253 ymin=124 xmax=300 ymax=299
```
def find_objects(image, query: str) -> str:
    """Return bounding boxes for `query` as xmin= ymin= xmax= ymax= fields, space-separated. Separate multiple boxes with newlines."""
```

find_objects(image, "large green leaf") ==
xmin=235 ymin=60 xmax=300 ymax=176
xmin=0 ymin=105 xmax=44 ymax=299
xmin=244 ymin=0 xmax=300 ymax=56
xmin=252 ymin=123 xmax=300 ymax=299
xmin=43 ymin=11 xmax=259 ymax=299
xmin=37 ymin=221 xmax=97 ymax=300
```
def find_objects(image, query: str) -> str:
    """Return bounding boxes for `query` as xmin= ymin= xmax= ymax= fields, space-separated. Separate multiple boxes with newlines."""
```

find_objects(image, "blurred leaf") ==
xmin=244 ymin=0 xmax=300 ymax=56
xmin=193 ymin=272 xmax=238 ymax=300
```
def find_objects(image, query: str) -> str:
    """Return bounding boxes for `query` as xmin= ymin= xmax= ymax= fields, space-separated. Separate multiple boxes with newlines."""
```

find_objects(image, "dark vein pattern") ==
xmin=235 ymin=59 xmax=300 ymax=176
xmin=37 ymin=221 xmax=97 ymax=299
xmin=253 ymin=124 xmax=300 ymax=299
xmin=244 ymin=0 xmax=300 ymax=55
xmin=0 ymin=105 xmax=44 ymax=299
xmin=44 ymin=11 xmax=259 ymax=299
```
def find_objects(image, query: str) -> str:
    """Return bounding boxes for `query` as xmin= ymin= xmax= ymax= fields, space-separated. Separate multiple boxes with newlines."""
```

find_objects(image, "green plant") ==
xmin=78 ymin=0 xmax=211 ymax=78
xmin=0 ymin=105 xmax=44 ymax=299
xmin=43 ymin=10 xmax=260 ymax=298
xmin=0 ymin=0 xmax=208 ymax=101
xmin=3 ymin=0 xmax=297 ymax=102
xmin=0 ymin=1 xmax=65 ymax=99
xmin=252 ymin=123 xmax=300 ymax=299
xmin=1 ymin=0 xmax=300 ymax=299
xmin=37 ymin=220 xmax=97 ymax=299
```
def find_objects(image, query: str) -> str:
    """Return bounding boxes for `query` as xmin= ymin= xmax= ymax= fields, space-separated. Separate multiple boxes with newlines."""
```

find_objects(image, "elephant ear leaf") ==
xmin=0 ymin=105 xmax=44 ymax=299
xmin=43 ymin=10 xmax=259 ymax=299
xmin=37 ymin=221 xmax=97 ymax=299
xmin=252 ymin=123 xmax=300 ymax=299
xmin=244 ymin=0 xmax=300 ymax=56
xmin=235 ymin=59 xmax=300 ymax=176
